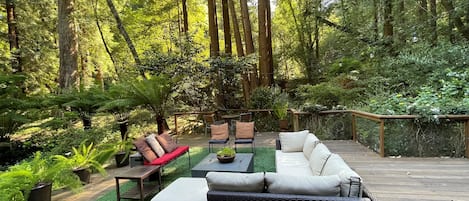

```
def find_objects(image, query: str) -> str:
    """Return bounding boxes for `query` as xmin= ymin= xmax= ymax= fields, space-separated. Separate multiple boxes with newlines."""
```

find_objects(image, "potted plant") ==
xmin=216 ymin=147 xmax=236 ymax=163
xmin=273 ymin=92 xmax=289 ymax=131
xmin=0 ymin=152 xmax=82 ymax=201
xmin=100 ymin=136 xmax=134 ymax=168
xmin=54 ymin=141 xmax=113 ymax=184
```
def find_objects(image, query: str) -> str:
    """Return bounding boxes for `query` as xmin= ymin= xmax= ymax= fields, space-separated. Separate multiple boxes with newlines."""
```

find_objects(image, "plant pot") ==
xmin=115 ymin=152 xmax=129 ymax=168
xmin=279 ymin=119 xmax=289 ymax=131
xmin=217 ymin=155 xmax=235 ymax=163
xmin=73 ymin=167 xmax=91 ymax=184
xmin=28 ymin=182 xmax=52 ymax=201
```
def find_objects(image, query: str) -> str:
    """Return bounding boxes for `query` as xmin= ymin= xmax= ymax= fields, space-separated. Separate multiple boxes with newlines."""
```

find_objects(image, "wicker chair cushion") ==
xmin=235 ymin=121 xmax=255 ymax=139
xmin=133 ymin=137 xmax=158 ymax=162
xmin=265 ymin=172 xmax=341 ymax=196
xmin=321 ymin=154 xmax=362 ymax=197
xmin=156 ymin=133 xmax=179 ymax=153
xmin=206 ymin=172 xmax=265 ymax=193
xmin=302 ymin=134 xmax=320 ymax=159
xmin=211 ymin=123 xmax=229 ymax=140
xmin=278 ymin=130 xmax=309 ymax=152
xmin=309 ymin=143 xmax=332 ymax=176
xmin=146 ymin=133 xmax=166 ymax=157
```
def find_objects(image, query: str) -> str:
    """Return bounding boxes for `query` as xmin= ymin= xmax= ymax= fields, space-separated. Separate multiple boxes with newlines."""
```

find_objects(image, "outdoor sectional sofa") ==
xmin=151 ymin=130 xmax=373 ymax=201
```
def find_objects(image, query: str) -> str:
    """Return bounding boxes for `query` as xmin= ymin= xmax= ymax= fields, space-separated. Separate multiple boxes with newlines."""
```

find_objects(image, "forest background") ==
xmin=0 ymin=0 xmax=469 ymax=167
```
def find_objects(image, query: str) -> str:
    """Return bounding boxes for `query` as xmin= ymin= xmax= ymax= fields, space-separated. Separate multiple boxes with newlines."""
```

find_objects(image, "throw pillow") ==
xmin=156 ymin=132 xmax=179 ymax=153
xmin=321 ymin=154 xmax=362 ymax=197
xmin=146 ymin=133 xmax=166 ymax=157
xmin=265 ymin=172 xmax=340 ymax=196
xmin=235 ymin=121 xmax=255 ymax=139
xmin=309 ymin=143 xmax=332 ymax=176
xmin=210 ymin=123 xmax=229 ymax=140
xmin=303 ymin=134 xmax=320 ymax=159
xmin=278 ymin=130 xmax=309 ymax=152
xmin=206 ymin=172 xmax=265 ymax=193
xmin=133 ymin=138 xmax=158 ymax=162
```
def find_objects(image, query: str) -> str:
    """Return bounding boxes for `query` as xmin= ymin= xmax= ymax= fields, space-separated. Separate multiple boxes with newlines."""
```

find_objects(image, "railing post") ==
xmin=379 ymin=119 xmax=385 ymax=157
xmin=351 ymin=113 xmax=357 ymax=142
xmin=465 ymin=120 xmax=469 ymax=158
xmin=293 ymin=113 xmax=299 ymax=131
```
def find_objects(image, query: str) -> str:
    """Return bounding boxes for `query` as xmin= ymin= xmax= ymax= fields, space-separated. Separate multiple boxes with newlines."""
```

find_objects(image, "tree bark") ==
xmin=372 ymin=0 xmax=379 ymax=41
xmin=208 ymin=0 xmax=220 ymax=57
xmin=258 ymin=0 xmax=273 ymax=87
xmin=383 ymin=0 xmax=394 ymax=50
xmin=441 ymin=0 xmax=469 ymax=40
xmin=229 ymin=0 xmax=250 ymax=105
xmin=6 ymin=0 xmax=21 ymax=73
xmin=240 ymin=0 xmax=258 ymax=90
xmin=429 ymin=0 xmax=437 ymax=46
xmin=418 ymin=0 xmax=428 ymax=40
xmin=222 ymin=0 xmax=232 ymax=54
xmin=106 ymin=0 xmax=144 ymax=76
xmin=58 ymin=0 xmax=79 ymax=90
xmin=395 ymin=0 xmax=406 ymax=46
xmin=182 ymin=0 xmax=188 ymax=32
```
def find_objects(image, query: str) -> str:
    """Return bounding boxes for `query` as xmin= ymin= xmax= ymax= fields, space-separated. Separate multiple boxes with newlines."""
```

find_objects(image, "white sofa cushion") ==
xmin=151 ymin=177 xmax=208 ymax=201
xmin=265 ymin=172 xmax=341 ymax=196
xmin=302 ymin=133 xmax=320 ymax=159
xmin=309 ymin=143 xmax=332 ymax=176
xmin=279 ymin=130 xmax=309 ymax=152
xmin=146 ymin=134 xmax=166 ymax=157
xmin=321 ymin=154 xmax=362 ymax=197
xmin=275 ymin=150 xmax=312 ymax=176
xmin=206 ymin=172 xmax=265 ymax=193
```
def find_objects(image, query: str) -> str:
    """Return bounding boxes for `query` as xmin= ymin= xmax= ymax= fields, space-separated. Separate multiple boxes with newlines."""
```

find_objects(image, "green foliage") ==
xmin=248 ymin=87 xmax=277 ymax=109
xmin=53 ymin=141 xmax=112 ymax=176
xmin=273 ymin=92 xmax=289 ymax=120
xmin=216 ymin=147 xmax=236 ymax=157
xmin=295 ymin=83 xmax=351 ymax=108
xmin=328 ymin=58 xmax=362 ymax=76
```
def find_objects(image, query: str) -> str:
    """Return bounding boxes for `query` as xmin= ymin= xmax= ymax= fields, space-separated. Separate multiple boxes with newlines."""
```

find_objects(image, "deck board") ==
xmin=323 ymin=140 xmax=469 ymax=201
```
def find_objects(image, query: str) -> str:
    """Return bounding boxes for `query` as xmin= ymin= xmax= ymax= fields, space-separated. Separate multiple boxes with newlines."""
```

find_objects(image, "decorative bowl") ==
xmin=217 ymin=155 xmax=235 ymax=163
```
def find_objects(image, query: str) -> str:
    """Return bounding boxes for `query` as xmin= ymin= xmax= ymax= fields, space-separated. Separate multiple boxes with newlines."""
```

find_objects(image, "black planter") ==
xmin=28 ymin=182 xmax=52 ymax=201
xmin=73 ymin=167 xmax=91 ymax=184
xmin=279 ymin=119 xmax=289 ymax=131
xmin=114 ymin=152 xmax=129 ymax=168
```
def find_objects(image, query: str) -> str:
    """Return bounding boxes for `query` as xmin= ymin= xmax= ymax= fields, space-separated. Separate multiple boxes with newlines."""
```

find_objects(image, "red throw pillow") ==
xmin=133 ymin=138 xmax=158 ymax=162
xmin=156 ymin=133 xmax=179 ymax=153
xmin=235 ymin=121 xmax=254 ymax=139
xmin=211 ymin=123 xmax=229 ymax=140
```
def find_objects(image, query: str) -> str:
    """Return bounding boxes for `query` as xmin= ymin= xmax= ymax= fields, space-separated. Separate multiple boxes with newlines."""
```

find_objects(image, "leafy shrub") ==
xmin=295 ymin=83 xmax=356 ymax=108
xmin=248 ymin=87 xmax=277 ymax=109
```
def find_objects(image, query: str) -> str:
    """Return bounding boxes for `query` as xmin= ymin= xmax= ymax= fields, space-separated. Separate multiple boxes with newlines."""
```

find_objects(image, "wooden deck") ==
xmin=324 ymin=140 xmax=469 ymax=201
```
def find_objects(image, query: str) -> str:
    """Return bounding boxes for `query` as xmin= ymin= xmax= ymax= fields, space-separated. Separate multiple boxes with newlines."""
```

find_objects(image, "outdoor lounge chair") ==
xmin=234 ymin=121 xmax=255 ymax=153
xmin=208 ymin=122 xmax=229 ymax=153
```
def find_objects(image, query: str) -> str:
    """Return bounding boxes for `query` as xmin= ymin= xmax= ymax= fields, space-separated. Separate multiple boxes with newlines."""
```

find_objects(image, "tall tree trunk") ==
xmin=58 ymin=0 xmax=79 ymax=90
xmin=372 ymin=0 xmax=379 ymax=41
xmin=229 ymin=0 xmax=249 ymax=105
xmin=6 ymin=0 xmax=21 ymax=73
xmin=93 ymin=0 xmax=118 ymax=78
xmin=222 ymin=0 xmax=232 ymax=54
xmin=395 ymin=0 xmax=406 ymax=46
xmin=208 ymin=0 xmax=223 ymax=107
xmin=182 ymin=0 xmax=188 ymax=32
xmin=429 ymin=0 xmax=437 ymax=46
xmin=106 ymin=0 xmax=144 ymax=77
xmin=208 ymin=0 xmax=220 ymax=57
xmin=383 ymin=0 xmax=394 ymax=50
xmin=418 ymin=0 xmax=428 ymax=40
xmin=240 ymin=0 xmax=258 ymax=91
xmin=441 ymin=0 xmax=469 ymax=40
xmin=258 ymin=0 xmax=273 ymax=87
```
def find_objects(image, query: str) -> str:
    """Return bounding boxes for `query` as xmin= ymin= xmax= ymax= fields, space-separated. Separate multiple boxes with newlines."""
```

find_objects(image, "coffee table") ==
xmin=115 ymin=165 xmax=161 ymax=201
xmin=191 ymin=153 xmax=254 ymax=177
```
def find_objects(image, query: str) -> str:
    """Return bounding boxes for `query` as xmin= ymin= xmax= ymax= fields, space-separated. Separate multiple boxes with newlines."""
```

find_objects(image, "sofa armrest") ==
xmin=275 ymin=138 xmax=281 ymax=150
xmin=207 ymin=190 xmax=361 ymax=201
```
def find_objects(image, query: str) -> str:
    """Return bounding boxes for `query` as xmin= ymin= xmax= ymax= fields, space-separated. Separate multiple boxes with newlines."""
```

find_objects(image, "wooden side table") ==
xmin=115 ymin=165 xmax=161 ymax=201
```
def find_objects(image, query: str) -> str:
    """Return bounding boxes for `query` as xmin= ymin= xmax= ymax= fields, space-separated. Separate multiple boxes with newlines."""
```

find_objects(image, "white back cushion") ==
xmin=146 ymin=134 xmax=166 ymax=157
xmin=265 ymin=172 xmax=340 ymax=196
xmin=302 ymin=133 xmax=320 ymax=159
xmin=309 ymin=143 xmax=332 ymax=176
xmin=279 ymin=130 xmax=309 ymax=152
xmin=206 ymin=172 xmax=265 ymax=193
xmin=322 ymin=154 xmax=362 ymax=197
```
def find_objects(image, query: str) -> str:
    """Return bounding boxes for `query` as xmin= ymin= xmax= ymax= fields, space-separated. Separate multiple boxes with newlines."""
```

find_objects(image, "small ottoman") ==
xmin=151 ymin=177 xmax=208 ymax=201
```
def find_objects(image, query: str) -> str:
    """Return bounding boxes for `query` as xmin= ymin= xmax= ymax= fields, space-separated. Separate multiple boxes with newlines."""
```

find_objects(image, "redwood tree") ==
xmin=6 ymin=0 xmax=21 ymax=73
xmin=258 ymin=0 xmax=273 ymax=86
xmin=58 ymin=0 xmax=79 ymax=90
xmin=240 ymin=0 xmax=258 ymax=91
